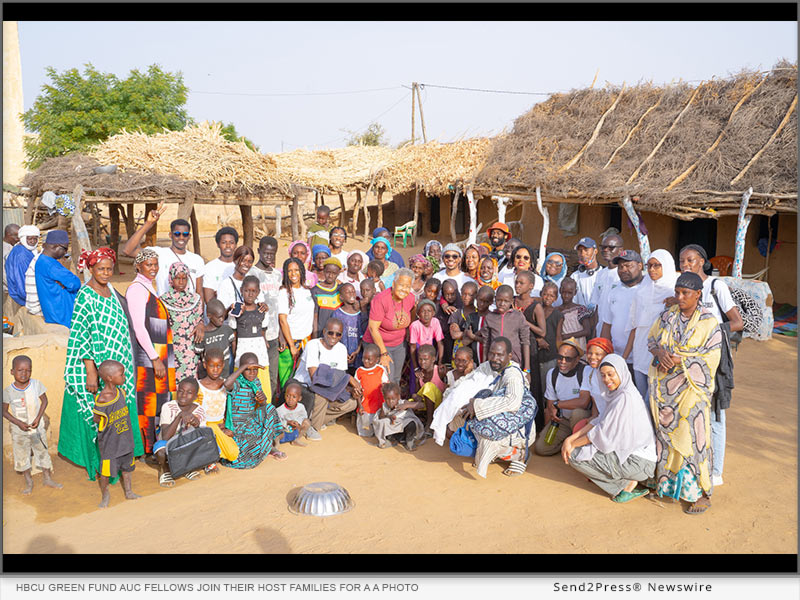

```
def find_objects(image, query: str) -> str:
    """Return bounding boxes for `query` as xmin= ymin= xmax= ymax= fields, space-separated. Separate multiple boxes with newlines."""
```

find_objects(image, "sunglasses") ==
xmin=443 ymin=253 xmax=460 ymax=259
xmin=556 ymin=354 xmax=578 ymax=362
xmin=600 ymin=244 xmax=622 ymax=250
xmin=172 ymin=231 xmax=191 ymax=238
xmin=516 ymin=255 xmax=531 ymax=261
xmin=325 ymin=331 xmax=343 ymax=337
xmin=547 ymin=260 xmax=563 ymax=266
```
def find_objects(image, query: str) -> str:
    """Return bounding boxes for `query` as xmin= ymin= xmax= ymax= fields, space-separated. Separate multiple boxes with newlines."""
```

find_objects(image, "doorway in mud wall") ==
xmin=428 ymin=195 xmax=440 ymax=234
xmin=676 ymin=218 xmax=717 ymax=262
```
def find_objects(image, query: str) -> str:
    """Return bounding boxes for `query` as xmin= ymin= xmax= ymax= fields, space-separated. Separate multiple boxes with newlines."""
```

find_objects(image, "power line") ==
xmin=189 ymin=85 xmax=403 ymax=98
xmin=418 ymin=82 xmax=552 ymax=96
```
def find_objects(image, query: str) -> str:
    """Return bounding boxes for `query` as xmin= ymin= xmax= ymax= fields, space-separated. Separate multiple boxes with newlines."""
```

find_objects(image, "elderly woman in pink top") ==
xmin=364 ymin=268 xmax=415 ymax=383
xmin=125 ymin=248 xmax=177 ymax=454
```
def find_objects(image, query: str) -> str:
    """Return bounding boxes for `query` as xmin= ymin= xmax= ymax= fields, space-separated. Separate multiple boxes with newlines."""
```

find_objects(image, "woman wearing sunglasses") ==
xmin=500 ymin=244 xmax=543 ymax=296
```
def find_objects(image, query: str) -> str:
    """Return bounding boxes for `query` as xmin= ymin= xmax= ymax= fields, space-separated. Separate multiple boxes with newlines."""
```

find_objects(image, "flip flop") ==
xmin=158 ymin=472 xmax=175 ymax=488
xmin=684 ymin=496 xmax=711 ymax=515
xmin=204 ymin=463 xmax=220 ymax=475
xmin=185 ymin=470 xmax=202 ymax=480
xmin=612 ymin=488 xmax=649 ymax=503
xmin=503 ymin=461 xmax=526 ymax=477
xmin=269 ymin=449 xmax=288 ymax=461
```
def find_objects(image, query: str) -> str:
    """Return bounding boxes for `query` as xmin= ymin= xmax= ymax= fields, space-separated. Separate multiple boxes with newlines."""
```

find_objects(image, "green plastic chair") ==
xmin=393 ymin=220 xmax=417 ymax=248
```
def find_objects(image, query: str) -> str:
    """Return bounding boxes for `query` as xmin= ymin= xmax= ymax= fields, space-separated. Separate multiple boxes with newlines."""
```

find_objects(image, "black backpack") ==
xmin=551 ymin=362 xmax=586 ymax=392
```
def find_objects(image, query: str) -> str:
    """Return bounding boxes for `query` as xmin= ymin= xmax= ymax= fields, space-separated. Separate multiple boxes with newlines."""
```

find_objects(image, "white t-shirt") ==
xmin=151 ymin=246 xmax=205 ymax=297
xmin=544 ymin=367 xmax=583 ymax=418
xmin=701 ymin=276 xmax=735 ymax=325
xmin=330 ymin=249 xmax=349 ymax=268
xmin=591 ymin=267 xmax=621 ymax=336
xmin=248 ymin=265 xmax=282 ymax=341
xmin=499 ymin=269 xmax=544 ymax=297
xmin=294 ymin=338 xmax=349 ymax=385
xmin=625 ymin=294 xmax=659 ymax=375
xmin=580 ymin=367 xmax=607 ymax=419
xmin=276 ymin=403 xmax=309 ymax=429
xmin=604 ymin=281 xmax=641 ymax=360
xmin=573 ymin=265 xmax=604 ymax=308
xmin=277 ymin=287 xmax=315 ymax=341
xmin=217 ymin=276 xmax=267 ymax=329
xmin=433 ymin=270 xmax=477 ymax=291
xmin=202 ymin=258 xmax=235 ymax=294
xmin=24 ymin=253 xmax=41 ymax=315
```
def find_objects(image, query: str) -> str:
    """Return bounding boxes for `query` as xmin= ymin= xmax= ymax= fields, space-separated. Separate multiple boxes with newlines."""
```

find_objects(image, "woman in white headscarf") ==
xmin=622 ymin=249 xmax=678 ymax=399
xmin=562 ymin=353 xmax=657 ymax=503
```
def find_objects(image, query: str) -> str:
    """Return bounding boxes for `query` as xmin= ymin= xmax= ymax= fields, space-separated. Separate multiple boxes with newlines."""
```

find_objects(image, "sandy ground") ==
xmin=2 ymin=231 xmax=797 ymax=554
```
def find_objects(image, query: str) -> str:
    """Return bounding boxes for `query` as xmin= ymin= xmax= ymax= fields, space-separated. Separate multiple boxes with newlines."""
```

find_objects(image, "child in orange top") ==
xmin=354 ymin=344 xmax=388 ymax=437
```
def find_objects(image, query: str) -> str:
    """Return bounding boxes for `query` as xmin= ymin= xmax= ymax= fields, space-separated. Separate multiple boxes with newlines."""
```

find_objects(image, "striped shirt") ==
xmin=24 ymin=253 xmax=41 ymax=315
xmin=473 ymin=361 xmax=524 ymax=421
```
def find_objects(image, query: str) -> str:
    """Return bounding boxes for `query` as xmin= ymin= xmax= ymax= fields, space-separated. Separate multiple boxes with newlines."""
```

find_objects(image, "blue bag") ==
xmin=449 ymin=424 xmax=477 ymax=457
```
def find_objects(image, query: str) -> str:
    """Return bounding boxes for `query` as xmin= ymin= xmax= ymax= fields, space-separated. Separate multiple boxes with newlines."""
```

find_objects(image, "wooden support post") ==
xmin=190 ymin=207 xmax=201 ymax=254
xmin=176 ymin=192 xmax=199 ymax=252
xmin=110 ymin=203 xmax=121 ymax=268
xmin=123 ymin=204 xmax=135 ymax=238
xmin=275 ymin=204 xmax=282 ymax=239
xmin=620 ymin=196 xmax=651 ymax=261
xmin=144 ymin=202 xmax=157 ymax=247
xmin=24 ymin=195 xmax=39 ymax=225
xmin=376 ymin=188 xmax=384 ymax=229
xmin=764 ymin=214 xmax=773 ymax=282
xmin=91 ymin=202 xmax=100 ymax=248
xmin=320 ymin=192 xmax=325 ymax=207
xmin=450 ymin=186 xmax=461 ymax=243
xmin=466 ymin=186 xmax=478 ymax=246
xmin=535 ymin=187 xmax=549 ymax=273
xmin=338 ymin=193 xmax=346 ymax=228
xmin=291 ymin=195 xmax=300 ymax=241
xmin=412 ymin=183 xmax=420 ymax=235
xmin=732 ymin=187 xmax=754 ymax=278
xmin=416 ymin=84 xmax=428 ymax=143
xmin=69 ymin=185 xmax=92 ymax=276
xmin=411 ymin=83 xmax=416 ymax=145
xmin=240 ymin=204 xmax=254 ymax=249
xmin=353 ymin=189 xmax=362 ymax=235
xmin=363 ymin=176 xmax=375 ymax=240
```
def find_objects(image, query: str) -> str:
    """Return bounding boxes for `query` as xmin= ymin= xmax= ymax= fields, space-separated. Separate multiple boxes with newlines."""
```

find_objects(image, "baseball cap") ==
xmin=612 ymin=249 xmax=643 ymax=265
xmin=573 ymin=237 xmax=597 ymax=250
xmin=487 ymin=222 xmax=510 ymax=235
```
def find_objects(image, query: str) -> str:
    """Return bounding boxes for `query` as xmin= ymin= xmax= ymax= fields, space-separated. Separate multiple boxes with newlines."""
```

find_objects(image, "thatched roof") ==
xmin=375 ymin=138 xmax=494 ymax=195
xmin=267 ymin=145 xmax=394 ymax=195
xmin=22 ymin=122 xmax=292 ymax=200
xmin=475 ymin=63 xmax=797 ymax=218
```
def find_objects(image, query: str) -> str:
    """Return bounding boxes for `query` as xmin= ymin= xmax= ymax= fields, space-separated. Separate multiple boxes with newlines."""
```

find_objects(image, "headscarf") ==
xmin=77 ymin=247 xmax=116 ymax=273
xmin=632 ymin=249 xmax=678 ymax=328
xmin=370 ymin=236 xmax=393 ymax=258
xmin=540 ymin=251 xmax=567 ymax=285
xmin=288 ymin=240 xmax=312 ymax=269
xmin=587 ymin=353 xmax=656 ymax=464
xmin=477 ymin=256 xmax=499 ymax=289
xmin=134 ymin=248 xmax=158 ymax=266
xmin=18 ymin=225 xmax=40 ymax=251
xmin=675 ymin=271 xmax=704 ymax=291
xmin=409 ymin=253 xmax=427 ymax=267
xmin=586 ymin=337 xmax=614 ymax=355
xmin=463 ymin=244 xmax=483 ymax=279
xmin=160 ymin=262 xmax=201 ymax=312
xmin=372 ymin=227 xmax=390 ymax=238
xmin=424 ymin=240 xmax=443 ymax=257
xmin=426 ymin=255 xmax=440 ymax=273
xmin=680 ymin=243 xmax=712 ymax=274
xmin=312 ymin=244 xmax=331 ymax=259
xmin=346 ymin=250 xmax=369 ymax=272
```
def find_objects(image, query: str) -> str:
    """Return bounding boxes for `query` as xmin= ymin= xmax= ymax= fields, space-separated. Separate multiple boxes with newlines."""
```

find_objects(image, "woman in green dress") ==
xmin=58 ymin=248 xmax=144 ymax=481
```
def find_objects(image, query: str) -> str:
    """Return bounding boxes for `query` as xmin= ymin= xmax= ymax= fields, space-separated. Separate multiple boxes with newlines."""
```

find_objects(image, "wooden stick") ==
xmin=109 ymin=203 xmax=121 ymax=267
xmin=291 ymin=195 xmax=300 ymax=241
xmin=411 ymin=83 xmax=416 ymax=145
xmin=730 ymin=94 xmax=797 ymax=186
xmin=466 ymin=186 xmax=478 ymax=246
xmin=190 ymin=207 xmax=201 ymax=254
xmin=91 ymin=202 xmax=99 ymax=248
xmin=412 ymin=182 xmax=420 ymax=235
xmin=274 ymin=204 xmax=282 ymax=240
xmin=450 ymin=185 xmax=461 ymax=243
xmin=535 ymin=187 xmax=549 ymax=273
xmin=604 ymin=92 xmax=665 ymax=170
xmin=352 ymin=188 xmax=362 ymax=235
xmin=692 ymin=189 xmax=797 ymax=199
xmin=124 ymin=204 xmax=135 ymax=237
xmin=25 ymin=195 xmax=40 ymax=226
xmin=626 ymin=85 xmax=703 ymax=185
xmin=664 ymin=76 xmax=767 ymax=192
xmin=240 ymin=204 xmax=254 ymax=249
xmin=363 ymin=174 xmax=376 ymax=239
xmin=558 ymin=85 xmax=625 ymax=174
xmin=338 ymin=193 xmax=346 ymax=228
xmin=376 ymin=188 xmax=384 ymax=229
xmin=416 ymin=84 xmax=428 ymax=143
xmin=144 ymin=203 xmax=158 ymax=247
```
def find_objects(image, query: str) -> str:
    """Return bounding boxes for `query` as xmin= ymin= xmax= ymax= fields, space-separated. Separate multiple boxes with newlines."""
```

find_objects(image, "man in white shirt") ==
xmin=496 ymin=237 xmax=522 ymax=283
xmin=572 ymin=236 xmax=604 ymax=308
xmin=590 ymin=233 xmax=624 ymax=336
xmin=24 ymin=253 xmax=42 ymax=315
xmin=433 ymin=243 xmax=477 ymax=289
xmin=203 ymin=227 xmax=238 ymax=302
xmin=249 ymin=236 xmax=282 ymax=399
xmin=121 ymin=206 xmax=206 ymax=297
xmin=601 ymin=250 xmax=645 ymax=365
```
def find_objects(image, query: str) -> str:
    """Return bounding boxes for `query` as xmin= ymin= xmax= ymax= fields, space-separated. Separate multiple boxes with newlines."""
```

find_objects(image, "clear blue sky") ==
xmin=17 ymin=21 xmax=797 ymax=154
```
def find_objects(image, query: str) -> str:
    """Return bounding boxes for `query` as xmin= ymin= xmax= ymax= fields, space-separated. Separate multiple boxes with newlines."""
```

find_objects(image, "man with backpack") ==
xmin=534 ymin=338 xmax=591 ymax=456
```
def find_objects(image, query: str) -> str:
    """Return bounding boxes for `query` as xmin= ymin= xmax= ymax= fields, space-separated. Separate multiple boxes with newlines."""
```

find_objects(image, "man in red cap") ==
xmin=486 ymin=222 xmax=511 ymax=263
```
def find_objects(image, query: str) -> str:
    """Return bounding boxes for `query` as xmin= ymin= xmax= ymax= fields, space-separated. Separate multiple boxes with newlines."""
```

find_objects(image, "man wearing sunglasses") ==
xmin=433 ymin=243 xmax=477 ymax=290
xmin=33 ymin=230 xmax=82 ymax=329
xmin=589 ymin=233 xmax=624 ymax=336
xmin=600 ymin=250 xmax=645 ymax=371
xmin=122 ymin=202 xmax=205 ymax=298
xmin=292 ymin=318 xmax=362 ymax=435
xmin=534 ymin=338 xmax=591 ymax=456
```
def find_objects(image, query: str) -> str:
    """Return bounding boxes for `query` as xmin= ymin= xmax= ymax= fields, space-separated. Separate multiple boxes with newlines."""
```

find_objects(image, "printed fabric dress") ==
xmin=159 ymin=262 xmax=204 ymax=382
xmin=647 ymin=304 xmax=722 ymax=502
xmin=221 ymin=375 xmax=283 ymax=469
xmin=59 ymin=284 xmax=144 ymax=481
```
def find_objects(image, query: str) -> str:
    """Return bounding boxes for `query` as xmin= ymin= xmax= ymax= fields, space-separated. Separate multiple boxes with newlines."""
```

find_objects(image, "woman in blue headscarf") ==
xmin=368 ymin=236 xmax=399 ymax=287
xmin=366 ymin=227 xmax=405 ymax=268
xmin=540 ymin=251 xmax=568 ymax=306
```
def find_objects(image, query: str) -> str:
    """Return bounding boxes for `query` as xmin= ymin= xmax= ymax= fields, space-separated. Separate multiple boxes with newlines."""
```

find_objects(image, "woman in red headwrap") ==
xmin=578 ymin=337 xmax=615 ymax=421
xmin=59 ymin=247 xmax=144 ymax=482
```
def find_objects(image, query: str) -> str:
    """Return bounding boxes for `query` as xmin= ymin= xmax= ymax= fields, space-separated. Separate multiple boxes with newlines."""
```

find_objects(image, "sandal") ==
xmin=158 ymin=471 xmax=175 ymax=488
xmin=612 ymin=488 xmax=649 ymax=503
xmin=503 ymin=461 xmax=527 ymax=477
xmin=185 ymin=470 xmax=202 ymax=480
xmin=269 ymin=449 xmax=288 ymax=461
xmin=684 ymin=496 xmax=711 ymax=515
xmin=204 ymin=463 xmax=220 ymax=475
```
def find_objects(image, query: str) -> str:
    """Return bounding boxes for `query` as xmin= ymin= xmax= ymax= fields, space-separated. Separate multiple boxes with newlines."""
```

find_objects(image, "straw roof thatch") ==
xmin=475 ymin=63 xmax=797 ymax=218
xmin=267 ymin=145 xmax=395 ymax=195
xmin=375 ymin=138 xmax=494 ymax=195
xmin=22 ymin=121 xmax=293 ymax=200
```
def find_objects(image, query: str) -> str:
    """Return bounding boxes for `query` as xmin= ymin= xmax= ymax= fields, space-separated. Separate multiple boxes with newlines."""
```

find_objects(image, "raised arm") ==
xmin=121 ymin=202 xmax=166 ymax=257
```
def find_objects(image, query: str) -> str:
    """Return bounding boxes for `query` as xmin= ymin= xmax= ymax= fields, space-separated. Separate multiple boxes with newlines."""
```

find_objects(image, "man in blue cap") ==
xmin=365 ymin=227 xmax=405 ymax=268
xmin=572 ymin=237 xmax=604 ymax=309
xmin=34 ymin=230 xmax=81 ymax=329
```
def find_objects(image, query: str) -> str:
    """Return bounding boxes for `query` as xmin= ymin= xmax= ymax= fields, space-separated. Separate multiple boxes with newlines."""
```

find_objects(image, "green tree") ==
xmin=22 ymin=63 xmax=189 ymax=168
xmin=219 ymin=122 xmax=260 ymax=152
xmin=345 ymin=122 xmax=388 ymax=147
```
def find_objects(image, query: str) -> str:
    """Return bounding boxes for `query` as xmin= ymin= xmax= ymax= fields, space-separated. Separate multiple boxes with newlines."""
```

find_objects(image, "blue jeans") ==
xmin=633 ymin=370 xmax=648 ymax=402
xmin=711 ymin=409 xmax=726 ymax=477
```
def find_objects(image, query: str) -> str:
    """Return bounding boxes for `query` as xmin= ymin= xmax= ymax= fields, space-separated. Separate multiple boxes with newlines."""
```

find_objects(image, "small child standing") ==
xmin=92 ymin=360 xmax=138 ymax=507
xmin=276 ymin=380 xmax=319 ymax=445
xmin=332 ymin=282 xmax=362 ymax=371
xmin=233 ymin=276 xmax=271 ymax=399
xmin=358 ymin=278 xmax=376 ymax=343
xmin=423 ymin=277 xmax=441 ymax=303
xmin=311 ymin=258 xmax=343 ymax=338
xmin=464 ymin=285 xmax=495 ymax=364
xmin=197 ymin=348 xmax=240 ymax=464
xmin=436 ymin=279 xmax=462 ymax=364
xmin=477 ymin=284 xmax=531 ymax=374
xmin=354 ymin=344 xmax=388 ymax=438
xmin=366 ymin=260 xmax=386 ymax=292
xmin=3 ymin=355 xmax=61 ymax=495
xmin=373 ymin=382 xmax=425 ymax=451
xmin=413 ymin=344 xmax=448 ymax=434
xmin=558 ymin=277 xmax=593 ymax=348
xmin=449 ymin=281 xmax=478 ymax=366
xmin=409 ymin=299 xmax=445 ymax=369
xmin=194 ymin=298 xmax=236 ymax=378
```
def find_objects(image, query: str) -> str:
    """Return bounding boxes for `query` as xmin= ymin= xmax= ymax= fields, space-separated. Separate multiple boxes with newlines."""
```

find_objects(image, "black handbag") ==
xmin=165 ymin=426 xmax=220 ymax=478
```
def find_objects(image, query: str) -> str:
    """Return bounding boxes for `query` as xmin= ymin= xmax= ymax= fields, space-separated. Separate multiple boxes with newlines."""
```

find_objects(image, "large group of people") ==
xmin=3 ymin=202 xmax=742 ymax=515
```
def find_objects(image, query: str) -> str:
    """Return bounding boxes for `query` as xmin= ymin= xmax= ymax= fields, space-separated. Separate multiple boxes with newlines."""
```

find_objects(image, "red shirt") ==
xmin=363 ymin=287 xmax=415 ymax=348
xmin=355 ymin=364 xmax=388 ymax=413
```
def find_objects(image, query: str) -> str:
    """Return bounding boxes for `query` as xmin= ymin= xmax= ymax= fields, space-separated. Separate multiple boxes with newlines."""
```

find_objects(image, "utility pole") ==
xmin=416 ymin=83 xmax=427 ymax=143
xmin=410 ymin=82 xmax=416 ymax=145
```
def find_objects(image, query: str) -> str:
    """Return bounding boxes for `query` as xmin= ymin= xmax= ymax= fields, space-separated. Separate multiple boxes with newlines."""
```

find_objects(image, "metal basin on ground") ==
xmin=288 ymin=482 xmax=354 ymax=517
